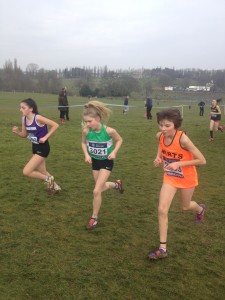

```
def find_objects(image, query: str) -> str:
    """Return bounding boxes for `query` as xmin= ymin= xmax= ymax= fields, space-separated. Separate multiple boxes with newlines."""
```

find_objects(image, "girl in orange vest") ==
xmin=149 ymin=109 xmax=206 ymax=260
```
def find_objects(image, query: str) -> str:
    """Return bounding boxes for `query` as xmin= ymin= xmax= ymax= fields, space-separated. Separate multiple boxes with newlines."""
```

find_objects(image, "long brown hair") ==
xmin=83 ymin=100 xmax=112 ymax=124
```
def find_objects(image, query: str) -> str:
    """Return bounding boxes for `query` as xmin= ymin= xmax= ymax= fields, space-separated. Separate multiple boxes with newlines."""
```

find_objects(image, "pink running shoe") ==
xmin=87 ymin=218 xmax=98 ymax=230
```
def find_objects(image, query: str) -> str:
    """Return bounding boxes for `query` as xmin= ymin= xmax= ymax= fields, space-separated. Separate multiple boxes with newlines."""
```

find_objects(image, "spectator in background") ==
xmin=123 ymin=96 xmax=129 ymax=114
xmin=198 ymin=101 xmax=205 ymax=116
xmin=58 ymin=88 xmax=67 ymax=124
xmin=145 ymin=97 xmax=153 ymax=120
xmin=64 ymin=87 xmax=70 ymax=121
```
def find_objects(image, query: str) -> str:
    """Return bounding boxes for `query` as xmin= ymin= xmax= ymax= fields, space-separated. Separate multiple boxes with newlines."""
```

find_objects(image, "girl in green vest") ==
xmin=81 ymin=100 xmax=124 ymax=229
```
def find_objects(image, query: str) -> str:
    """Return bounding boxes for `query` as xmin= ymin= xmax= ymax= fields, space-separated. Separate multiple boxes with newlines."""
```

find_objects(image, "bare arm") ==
xmin=167 ymin=134 xmax=206 ymax=171
xmin=36 ymin=115 xmax=59 ymax=143
xmin=106 ymin=127 xmax=123 ymax=160
xmin=81 ymin=128 xmax=92 ymax=164
xmin=216 ymin=105 xmax=221 ymax=114
xmin=154 ymin=132 xmax=162 ymax=167
xmin=180 ymin=134 xmax=206 ymax=166
xmin=12 ymin=117 xmax=28 ymax=138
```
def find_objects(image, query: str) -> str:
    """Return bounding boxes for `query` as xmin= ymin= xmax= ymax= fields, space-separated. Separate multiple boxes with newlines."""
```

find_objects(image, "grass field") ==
xmin=1 ymin=92 xmax=225 ymax=299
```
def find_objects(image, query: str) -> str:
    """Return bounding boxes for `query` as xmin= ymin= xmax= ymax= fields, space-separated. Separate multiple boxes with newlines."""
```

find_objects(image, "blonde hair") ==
xmin=83 ymin=100 xmax=112 ymax=124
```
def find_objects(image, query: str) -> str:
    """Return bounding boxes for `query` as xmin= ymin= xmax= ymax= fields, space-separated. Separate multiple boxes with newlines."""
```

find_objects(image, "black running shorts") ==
xmin=32 ymin=141 xmax=50 ymax=158
xmin=91 ymin=157 xmax=114 ymax=171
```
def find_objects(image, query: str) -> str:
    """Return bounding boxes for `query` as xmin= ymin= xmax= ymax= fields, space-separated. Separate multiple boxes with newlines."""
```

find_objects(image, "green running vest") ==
xmin=86 ymin=124 xmax=113 ymax=160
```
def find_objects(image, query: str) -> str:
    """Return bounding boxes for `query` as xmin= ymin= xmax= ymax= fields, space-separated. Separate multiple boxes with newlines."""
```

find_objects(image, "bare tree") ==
xmin=26 ymin=63 xmax=39 ymax=76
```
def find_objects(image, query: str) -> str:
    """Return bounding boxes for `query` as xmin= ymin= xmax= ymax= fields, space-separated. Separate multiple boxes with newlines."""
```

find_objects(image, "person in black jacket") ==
xmin=64 ymin=87 xmax=70 ymax=121
xmin=198 ymin=101 xmax=205 ymax=116
xmin=123 ymin=96 xmax=129 ymax=114
xmin=145 ymin=97 xmax=153 ymax=120
xmin=58 ymin=88 xmax=68 ymax=123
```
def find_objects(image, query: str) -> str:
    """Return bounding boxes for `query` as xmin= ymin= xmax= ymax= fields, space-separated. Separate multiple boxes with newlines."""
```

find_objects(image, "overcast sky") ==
xmin=1 ymin=0 xmax=225 ymax=71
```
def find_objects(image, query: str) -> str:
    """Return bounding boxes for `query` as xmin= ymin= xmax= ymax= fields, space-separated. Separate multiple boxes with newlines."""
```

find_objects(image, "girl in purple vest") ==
xmin=12 ymin=98 xmax=61 ymax=194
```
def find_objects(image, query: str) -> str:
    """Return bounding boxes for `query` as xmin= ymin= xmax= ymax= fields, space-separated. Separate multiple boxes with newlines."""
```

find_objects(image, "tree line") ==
xmin=1 ymin=59 xmax=225 ymax=97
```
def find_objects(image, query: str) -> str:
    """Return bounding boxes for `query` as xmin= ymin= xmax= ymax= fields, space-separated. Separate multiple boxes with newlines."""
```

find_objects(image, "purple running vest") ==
xmin=24 ymin=114 xmax=48 ymax=144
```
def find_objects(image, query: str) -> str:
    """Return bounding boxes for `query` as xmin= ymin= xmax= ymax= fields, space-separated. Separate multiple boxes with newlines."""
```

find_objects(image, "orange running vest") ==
xmin=159 ymin=130 xmax=198 ymax=188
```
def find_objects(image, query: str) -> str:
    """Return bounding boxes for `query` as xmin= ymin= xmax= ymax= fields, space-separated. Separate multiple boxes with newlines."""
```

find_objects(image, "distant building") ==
xmin=186 ymin=86 xmax=211 ymax=92
xmin=164 ymin=86 xmax=184 ymax=91
xmin=164 ymin=85 xmax=212 ymax=92
xmin=164 ymin=86 xmax=174 ymax=91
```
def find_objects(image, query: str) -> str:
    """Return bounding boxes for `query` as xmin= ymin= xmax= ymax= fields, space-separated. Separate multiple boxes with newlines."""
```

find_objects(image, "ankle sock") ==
xmin=159 ymin=248 xmax=167 ymax=253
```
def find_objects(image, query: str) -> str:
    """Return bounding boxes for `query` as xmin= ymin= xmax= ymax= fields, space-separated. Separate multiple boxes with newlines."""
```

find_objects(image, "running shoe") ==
xmin=208 ymin=138 xmax=214 ymax=142
xmin=148 ymin=248 xmax=168 ymax=260
xmin=87 ymin=218 xmax=98 ymax=230
xmin=53 ymin=182 xmax=61 ymax=193
xmin=196 ymin=204 xmax=205 ymax=223
xmin=218 ymin=125 xmax=224 ymax=132
xmin=115 ymin=179 xmax=124 ymax=194
xmin=47 ymin=176 xmax=55 ymax=191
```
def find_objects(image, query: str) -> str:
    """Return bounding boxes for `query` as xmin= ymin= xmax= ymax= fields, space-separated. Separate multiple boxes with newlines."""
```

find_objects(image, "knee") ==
xmin=22 ymin=167 xmax=29 ymax=177
xmin=180 ymin=205 xmax=190 ymax=211
xmin=158 ymin=206 xmax=168 ymax=218
xmin=93 ymin=188 xmax=101 ymax=198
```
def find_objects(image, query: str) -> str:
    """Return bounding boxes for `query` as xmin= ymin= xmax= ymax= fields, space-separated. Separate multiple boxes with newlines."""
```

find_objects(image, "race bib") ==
xmin=163 ymin=157 xmax=184 ymax=178
xmin=88 ymin=141 xmax=108 ymax=158
xmin=27 ymin=133 xmax=39 ymax=144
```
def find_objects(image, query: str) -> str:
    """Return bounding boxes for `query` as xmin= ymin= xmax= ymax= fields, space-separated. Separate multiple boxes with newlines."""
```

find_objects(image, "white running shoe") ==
xmin=53 ymin=182 xmax=61 ymax=193
xmin=47 ymin=176 xmax=55 ymax=191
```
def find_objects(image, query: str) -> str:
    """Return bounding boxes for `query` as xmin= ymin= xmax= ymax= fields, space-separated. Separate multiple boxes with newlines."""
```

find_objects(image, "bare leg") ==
xmin=209 ymin=120 xmax=215 ymax=140
xmin=37 ymin=159 xmax=50 ymax=177
xmin=213 ymin=121 xmax=219 ymax=131
xmin=23 ymin=155 xmax=49 ymax=181
xmin=158 ymin=182 xmax=177 ymax=249
xmin=209 ymin=120 xmax=214 ymax=131
xmin=92 ymin=169 xmax=114 ymax=218
xmin=180 ymin=187 xmax=203 ymax=213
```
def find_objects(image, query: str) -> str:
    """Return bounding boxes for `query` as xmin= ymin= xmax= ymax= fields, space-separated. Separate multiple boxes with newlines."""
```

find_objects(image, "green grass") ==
xmin=1 ymin=92 xmax=225 ymax=299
